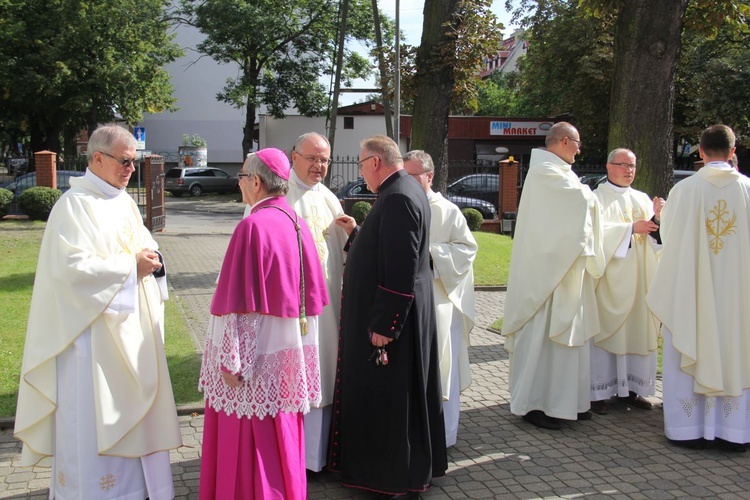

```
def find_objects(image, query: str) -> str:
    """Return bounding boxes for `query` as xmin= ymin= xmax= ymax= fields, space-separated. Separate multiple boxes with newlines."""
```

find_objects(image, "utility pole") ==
xmin=394 ymin=0 xmax=400 ymax=148
xmin=328 ymin=0 xmax=351 ymax=158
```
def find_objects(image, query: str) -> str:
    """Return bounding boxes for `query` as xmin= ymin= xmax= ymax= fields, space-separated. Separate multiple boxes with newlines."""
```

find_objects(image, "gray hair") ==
xmin=545 ymin=122 xmax=578 ymax=147
xmin=607 ymin=148 xmax=636 ymax=163
xmin=245 ymin=153 xmax=289 ymax=196
xmin=294 ymin=132 xmax=330 ymax=153
xmin=361 ymin=135 xmax=402 ymax=166
xmin=402 ymin=150 xmax=434 ymax=174
xmin=87 ymin=125 xmax=137 ymax=165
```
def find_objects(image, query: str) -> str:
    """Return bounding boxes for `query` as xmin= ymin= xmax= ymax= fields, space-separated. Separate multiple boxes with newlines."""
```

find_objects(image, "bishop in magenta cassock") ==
xmin=199 ymin=148 xmax=329 ymax=498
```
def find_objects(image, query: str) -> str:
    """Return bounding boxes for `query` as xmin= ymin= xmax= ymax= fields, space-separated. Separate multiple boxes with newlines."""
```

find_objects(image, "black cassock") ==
xmin=328 ymin=170 xmax=448 ymax=494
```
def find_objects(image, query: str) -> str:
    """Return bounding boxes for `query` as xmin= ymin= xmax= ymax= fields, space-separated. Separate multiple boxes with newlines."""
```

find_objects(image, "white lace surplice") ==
xmin=200 ymin=312 xmax=321 ymax=419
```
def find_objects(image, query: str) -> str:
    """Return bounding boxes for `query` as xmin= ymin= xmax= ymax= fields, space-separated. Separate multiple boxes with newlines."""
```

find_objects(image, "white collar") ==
xmin=705 ymin=161 xmax=733 ymax=171
xmin=85 ymin=169 xmax=126 ymax=199
xmin=605 ymin=180 xmax=629 ymax=193
xmin=290 ymin=169 xmax=318 ymax=192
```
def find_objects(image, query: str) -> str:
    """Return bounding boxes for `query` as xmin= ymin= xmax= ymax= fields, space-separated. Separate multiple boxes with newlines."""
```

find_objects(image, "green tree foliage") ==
xmin=502 ymin=0 xmax=750 ymax=183
xmin=0 ymin=0 xmax=182 ymax=155
xmin=475 ymin=72 xmax=523 ymax=117
xmin=410 ymin=0 xmax=504 ymax=193
xmin=501 ymin=1 xmax=614 ymax=162
xmin=676 ymin=24 xmax=750 ymax=147
xmin=179 ymin=0 xmax=378 ymax=157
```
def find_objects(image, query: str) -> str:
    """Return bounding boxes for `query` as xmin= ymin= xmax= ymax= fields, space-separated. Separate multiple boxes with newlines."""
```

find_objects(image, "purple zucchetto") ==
xmin=255 ymin=148 xmax=291 ymax=180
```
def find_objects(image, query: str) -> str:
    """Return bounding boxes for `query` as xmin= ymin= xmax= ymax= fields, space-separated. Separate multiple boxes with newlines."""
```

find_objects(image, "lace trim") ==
xmin=199 ymin=313 xmax=321 ymax=419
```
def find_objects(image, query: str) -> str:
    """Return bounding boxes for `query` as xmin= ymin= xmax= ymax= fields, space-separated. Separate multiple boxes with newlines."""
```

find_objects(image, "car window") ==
xmin=186 ymin=169 xmax=209 ymax=177
xmin=166 ymin=169 xmax=182 ymax=178
xmin=351 ymin=184 xmax=374 ymax=196
xmin=212 ymin=170 xmax=230 ymax=179
xmin=487 ymin=175 xmax=499 ymax=191
xmin=460 ymin=177 xmax=484 ymax=189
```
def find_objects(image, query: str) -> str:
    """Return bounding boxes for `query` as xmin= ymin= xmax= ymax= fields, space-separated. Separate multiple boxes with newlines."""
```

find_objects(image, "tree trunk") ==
xmin=371 ymin=0 xmax=394 ymax=139
xmin=409 ymin=0 xmax=460 ymax=194
xmin=242 ymin=96 xmax=256 ymax=158
xmin=608 ymin=0 xmax=688 ymax=198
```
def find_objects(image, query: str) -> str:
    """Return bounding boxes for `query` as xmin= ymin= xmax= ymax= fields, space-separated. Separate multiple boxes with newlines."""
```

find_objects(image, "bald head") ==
xmin=544 ymin=122 xmax=581 ymax=165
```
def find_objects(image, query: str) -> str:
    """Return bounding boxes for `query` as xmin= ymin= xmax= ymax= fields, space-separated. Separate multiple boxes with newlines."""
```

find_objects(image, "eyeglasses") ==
xmin=567 ymin=137 xmax=582 ymax=148
xmin=237 ymin=172 xmax=251 ymax=179
xmin=610 ymin=162 xmax=636 ymax=169
xmin=298 ymin=153 xmax=331 ymax=166
xmin=358 ymin=155 xmax=376 ymax=170
xmin=99 ymin=151 xmax=138 ymax=167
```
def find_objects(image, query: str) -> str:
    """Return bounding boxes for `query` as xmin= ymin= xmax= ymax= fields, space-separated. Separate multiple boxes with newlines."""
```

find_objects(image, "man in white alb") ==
xmin=502 ymin=121 xmax=605 ymax=430
xmin=403 ymin=149 xmax=477 ymax=447
xmin=15 ymin=124 xmax=181 ymax=498
xmin=647 ymin=124 xmax=750 ymax=452
xmin=590 ymin=148 xmax=664 ymax=414
xmin=245 ymin=132 xmax=350 ymax=471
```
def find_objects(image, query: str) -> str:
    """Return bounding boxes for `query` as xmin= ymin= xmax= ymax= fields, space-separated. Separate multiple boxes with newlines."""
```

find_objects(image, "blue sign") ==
xmin=134 ymin=127 xmax=146 ymax=150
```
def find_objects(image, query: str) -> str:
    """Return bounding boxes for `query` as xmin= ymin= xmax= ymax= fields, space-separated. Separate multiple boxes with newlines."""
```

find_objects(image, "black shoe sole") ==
xmin=522 ymin=411 xmax=562 ymax=430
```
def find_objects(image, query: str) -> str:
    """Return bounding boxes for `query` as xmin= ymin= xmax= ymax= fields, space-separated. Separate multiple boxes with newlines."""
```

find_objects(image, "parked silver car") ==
xmin=165 ymin=167 xmax=239 ymax=197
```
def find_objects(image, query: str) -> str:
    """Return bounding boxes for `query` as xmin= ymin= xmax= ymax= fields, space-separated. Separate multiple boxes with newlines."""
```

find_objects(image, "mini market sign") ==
xmin=490 ymin=121 xmax=554 ymax=136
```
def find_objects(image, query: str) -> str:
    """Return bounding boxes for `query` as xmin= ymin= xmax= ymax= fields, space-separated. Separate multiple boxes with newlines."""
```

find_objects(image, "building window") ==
xmin=344 ymin=117 xmax=354 ymax=129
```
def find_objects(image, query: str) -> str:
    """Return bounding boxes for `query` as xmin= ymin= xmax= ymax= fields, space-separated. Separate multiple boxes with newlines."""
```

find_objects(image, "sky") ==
xmin=337 ymin=0 xmax=517 ymax=105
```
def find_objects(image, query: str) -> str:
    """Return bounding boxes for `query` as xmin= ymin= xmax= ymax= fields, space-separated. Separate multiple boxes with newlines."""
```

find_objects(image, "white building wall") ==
xmin=260 ymin=113 xmax=407 ymax=185
xmin=139 ymin=23 xmax=247 ymax=167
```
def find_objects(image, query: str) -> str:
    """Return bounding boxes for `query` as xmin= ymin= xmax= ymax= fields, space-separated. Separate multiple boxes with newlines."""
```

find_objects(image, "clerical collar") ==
xmin=85 ymin=168 xmax=125 ymax=199
xmin=376 ymin=170 xmax=400 ymax=191
xmin=248 ymin=196 xmax=274 ymax=211
xmin=427 ymin=189 xmax=438 ymax=201
xmin=605 ymin=179 xmax=629 ymax=192
xmin=705 ymin=161 xmax=733 ymax=170
xmin=290 ymin=168 xmax=317 ymax=192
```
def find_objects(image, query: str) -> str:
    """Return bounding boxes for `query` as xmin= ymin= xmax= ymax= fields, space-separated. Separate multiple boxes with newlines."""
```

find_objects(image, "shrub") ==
xmin=18 ymin=187 xmax=61 ymax=221
xmin=0 ymin=188 xmax=12 ymax=217
xmin=352 ymin=201 xmax=372 ymax=225
xmin=461 ymin=208 xmax=483 ymax=231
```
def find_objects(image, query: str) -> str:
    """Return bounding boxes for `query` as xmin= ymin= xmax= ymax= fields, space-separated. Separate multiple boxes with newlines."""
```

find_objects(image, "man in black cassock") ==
xmin=328 ymin=135 xmax=447 ymax=497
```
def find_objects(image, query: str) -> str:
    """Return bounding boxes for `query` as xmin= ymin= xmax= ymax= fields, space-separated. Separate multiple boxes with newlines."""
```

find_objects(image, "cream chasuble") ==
xmin=428 ymin=190 xmax=477 ymax=399
xmin=593 ymin=182 xmax=660 ymax=355
xmin=503 ymin=148 xmax=604 ymax=349
xmin=502 ymin=148 xmax=604 ymax=419
xmin=15 ymin=174 xmax=182 ymax=468
xmin=647 ymin=164 xmax=750 ymax=397
xmin=283 ymin=169 xmax=348 ymax=471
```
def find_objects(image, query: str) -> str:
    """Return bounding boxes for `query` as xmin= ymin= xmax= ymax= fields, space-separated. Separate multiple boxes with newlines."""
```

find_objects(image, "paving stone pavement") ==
xmin=1 ymin=197 xmax=747 ymax=499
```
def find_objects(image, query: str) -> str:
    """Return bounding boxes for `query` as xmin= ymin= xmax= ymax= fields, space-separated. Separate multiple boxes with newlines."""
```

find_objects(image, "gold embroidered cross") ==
xmin=705 ymin=199 xmax=736 ymax=255
xmin=304 ymin=206 xmax=329 ymax=261
xmin=100 ymin=473 xmax=117 ymax=491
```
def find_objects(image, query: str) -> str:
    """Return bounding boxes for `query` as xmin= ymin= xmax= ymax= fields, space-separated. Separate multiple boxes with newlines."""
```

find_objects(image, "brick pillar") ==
xmin=498 ymin=159 xmax=519 ymax=215
xmin=34 ymin=151 xmax=57 ymax=189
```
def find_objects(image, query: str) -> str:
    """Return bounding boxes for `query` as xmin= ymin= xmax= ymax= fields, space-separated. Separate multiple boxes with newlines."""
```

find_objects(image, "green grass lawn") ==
xmin=473 ymin=231 xmax=513 ymax=286
xmin=0 ymin=220 xmax=202 ymax=418
xmin=0 ymin=224 xmax=514 ymax=418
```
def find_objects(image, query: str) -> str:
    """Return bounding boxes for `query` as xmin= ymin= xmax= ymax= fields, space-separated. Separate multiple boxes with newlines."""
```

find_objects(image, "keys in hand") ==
xmin=369 ymin=346 xmax=389 ymax=366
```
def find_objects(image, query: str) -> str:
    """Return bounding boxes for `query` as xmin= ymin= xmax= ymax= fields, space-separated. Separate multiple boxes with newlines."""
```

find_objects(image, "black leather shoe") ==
xmin=577 ymin=411 xmax=593 ymax=421
xmin=522 ymin=410 xmax=562 ymax=430
xmin=591 ymin=400 xmax=609 ymax=414
xmin=668 ymin=438 xmax=707 ymax=450
xmin=716 ymin=438 xmax=747 ymax=453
